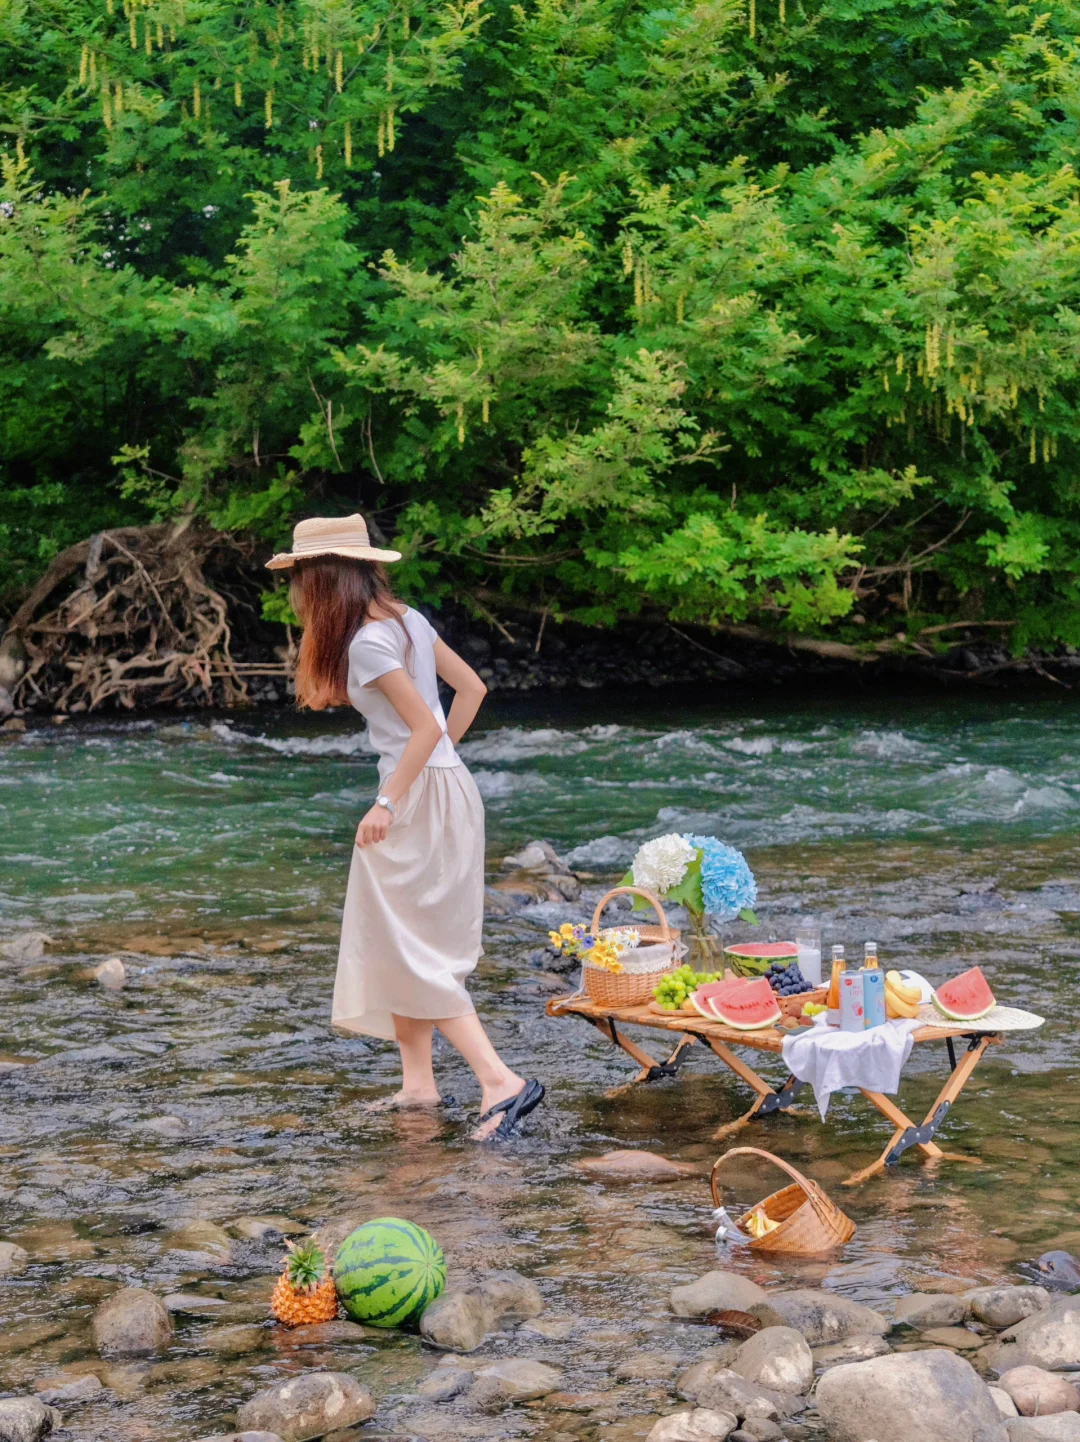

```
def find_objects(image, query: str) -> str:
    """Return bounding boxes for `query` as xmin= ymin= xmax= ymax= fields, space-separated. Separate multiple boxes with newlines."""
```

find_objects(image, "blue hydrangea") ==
xmin=684 ymin=835 xmax=757 ymax=919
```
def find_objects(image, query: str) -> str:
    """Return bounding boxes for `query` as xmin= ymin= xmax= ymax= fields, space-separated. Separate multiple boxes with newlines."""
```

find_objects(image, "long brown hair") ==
xmin=290 ymin=555 xmax=411 ymax=710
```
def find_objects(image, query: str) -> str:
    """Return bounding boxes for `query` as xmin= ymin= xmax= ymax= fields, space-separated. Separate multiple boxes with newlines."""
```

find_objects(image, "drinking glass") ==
xmin=795 ymin=920 xmax=822 ymax=987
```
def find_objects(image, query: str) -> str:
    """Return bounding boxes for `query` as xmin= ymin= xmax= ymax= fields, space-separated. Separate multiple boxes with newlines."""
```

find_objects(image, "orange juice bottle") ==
xmin=826 ymin=945 xmax=846 ymax=1026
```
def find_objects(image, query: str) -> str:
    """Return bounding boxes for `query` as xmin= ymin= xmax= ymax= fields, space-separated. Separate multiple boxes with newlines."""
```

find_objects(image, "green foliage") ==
xmin=4 ymin=0 xmax=1080 ymax=646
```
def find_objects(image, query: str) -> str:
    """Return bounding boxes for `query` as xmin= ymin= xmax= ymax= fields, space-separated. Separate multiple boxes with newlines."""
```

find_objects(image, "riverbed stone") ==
xmin=731 ymin=1327 xmax=813 ymax=1395
xmin=236 ymin=1373 xmax=375 ymax=1441
xmin=671 ymin=1271 xmax=768 ymax=1318
xmin=0 ymin=1242 xmax=29 ymax=1276
xmin=696 ymin=1370 xmax=785 ymax=1422
xmin=967 ymin=1287 xmax=1051 ymax=1330
xmin=163 ymin=1292 xmax=228 ymax=1315
xmin=92 ymin=1286 xmax=173 ymax=1356
xmin=892 ymin=1292 xmax=967 ymax=1329
xmin=815 ymin=1349 xmax=1008 ymax=1442
xmin=1005 ymin=1420 xmax=1080 ymax=1441
xmin=474 ymin=1269 xmax=544 ymax=1323
xmin=0 ymin=1398 xmax=61 ymax=1442
xmin=997 ymin=1299 xmax=1080 ymax=1371
xmin=420 ymin=1289 xmax=492 ymax=1352
xmin=419 ymin=1368 xmax=472 ymax=1400
xmin=646 ymin=1410 xmax=739 ymax=1442
xmin=812 ymin=1335 xmax=892 ymax=1369
xmin=191 ymin=1434 xmax=286 ymax=1442
xmin=577 ymin=1150 xmax=699 ymax=1181
xmin=677 ymin=1352 xmax=741 ymax=1400
xmin=93 ymin=957 xmax=127 ymax=989
xmin=163 ymin=1220 xmax=234 ymax=1262
xmin=733 ymin=1421 xmax=785 ymax=1442
xmin=992 ymin=1387 xmax=1021 ymax=1417
xmin=227 ymin=1216 xmax=307 ymax=1242
xmin=469 ymin=1358 xmax=564 ymax=1408
xmin=520 ymin=1315 xmax=576 ymax=1340
xmin=34 ymin=1376 xmax=103 ymax=1408
xmin=748 ymin=1290 xmax=888 ymax=1345
xmin=998 ymin=1366 xmax=1080 ymax=1416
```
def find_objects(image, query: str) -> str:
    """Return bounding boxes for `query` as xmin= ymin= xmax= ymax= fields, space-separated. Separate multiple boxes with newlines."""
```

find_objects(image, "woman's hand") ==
xmin=355 ymin=804 xmax=392 ymax=848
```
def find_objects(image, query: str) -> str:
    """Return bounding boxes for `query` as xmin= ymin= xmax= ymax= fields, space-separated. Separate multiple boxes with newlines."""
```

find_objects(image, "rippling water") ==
xmin=2 ymin=688 xmax=1079 ymax=1439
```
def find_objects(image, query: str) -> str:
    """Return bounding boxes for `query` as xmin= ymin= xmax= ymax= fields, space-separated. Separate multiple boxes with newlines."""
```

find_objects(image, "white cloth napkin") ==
xmin=781 ymin=1017 xmax=921 ymax=1119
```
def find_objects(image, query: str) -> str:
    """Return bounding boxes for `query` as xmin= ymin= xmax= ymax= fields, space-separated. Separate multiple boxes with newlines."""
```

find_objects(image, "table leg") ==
xmin=704 ymin=1038 xmax=804 ymax=1140
xmin=589 ymin=1018 xmax=697 ymax=1097
xmin=841 ymin=1035 xmax=993 ymax=1186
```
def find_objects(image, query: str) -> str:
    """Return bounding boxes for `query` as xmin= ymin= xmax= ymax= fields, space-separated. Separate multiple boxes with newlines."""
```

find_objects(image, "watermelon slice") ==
xmin=932 ymin=966 xmax=995 ymax=1021
xmin=706 ymin=976 xmax=782 ymax=1031
xmin=724 ymin=941 xmax=798 ymax=977
xmin=689 ymin=978 xmax=751 ymax=1020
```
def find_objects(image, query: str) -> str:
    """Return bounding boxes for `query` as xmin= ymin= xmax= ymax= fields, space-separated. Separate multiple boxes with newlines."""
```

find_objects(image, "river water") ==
xmin=1 ymin=688 xmax=1079 ymax=1440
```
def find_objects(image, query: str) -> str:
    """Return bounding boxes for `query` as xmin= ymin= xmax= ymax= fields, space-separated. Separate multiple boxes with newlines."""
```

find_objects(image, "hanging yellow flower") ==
xmin=457 ymin=403 xmax=465 ymax=446
xmin=335 ymin=50 xmax=343 ymax=91
xmin=89 ymin=49 xmax=97 ymax=84
xmin=115 ymin=81 xmax=123 ymax=113
xmin=344 ymin=119 xmax=352 ymax=167
xmin=156 ymin=22 xmax=163 ymax=46
xmin=482 ymin=396 xmax=490 ymax=424
xmin=145 ymin=18 xmax=152 ymax=53
xmin=748 ymin=0 xmax=755 ymax=38
xmin=102 ymin=88 xmax=113 ymax=128
xmin=315 ymin=143 xmax=324 ymax=179
xmin=80 ymin=45 xmax=89 ymax=85
xmin=234 ymin=77 xmax=242 ymax=106
xmin=265 ymin=88 xmax=273 ymax=128
xmin=193 ymin=82 xmax=201 ymax=119
xmin=387 ymin=106 xmax=395 ymax=151
xmin=129 ymin=10 xmax=137 ymax=47
xmin=377 ymin=113 xmax=385 ymax=156
xmin=1030 ymin=428 xmax=1037 ymax=465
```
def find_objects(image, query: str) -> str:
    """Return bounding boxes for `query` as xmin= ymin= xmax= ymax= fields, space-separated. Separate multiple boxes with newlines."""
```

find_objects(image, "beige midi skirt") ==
xmin=332 ymin=763 xmax=484 ymax=1041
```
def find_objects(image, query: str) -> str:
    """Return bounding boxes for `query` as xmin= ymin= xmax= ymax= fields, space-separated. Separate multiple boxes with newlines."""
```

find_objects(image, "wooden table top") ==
xmin=545 ymin=990 xmax=986 ymax=1054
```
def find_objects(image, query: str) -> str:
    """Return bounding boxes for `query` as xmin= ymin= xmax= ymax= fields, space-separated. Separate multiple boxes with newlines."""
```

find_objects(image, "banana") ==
xmin=886 ymin=970 xmax=921 ymax=1005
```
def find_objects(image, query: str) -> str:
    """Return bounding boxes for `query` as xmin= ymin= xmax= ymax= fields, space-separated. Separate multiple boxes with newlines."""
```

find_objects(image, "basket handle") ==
xmin=710 ymin=1145 xmax=837 ymax=1228
xmin=591 ymin=886 xmax=672 ymax=943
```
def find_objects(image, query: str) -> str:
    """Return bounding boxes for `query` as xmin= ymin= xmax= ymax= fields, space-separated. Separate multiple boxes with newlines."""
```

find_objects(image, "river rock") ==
xmin=992 ymin=1387 xmax=1020 ymax=1417
xmin=892 ymin=1292 xmax=967 ymax=1329
xmin=236 ymin=1373 xmax=375 ymax=1440
xmin=921 ymin=1324 xmax=986 ymax=1349
xmin=520 ymin=1315 xmax=575 ymax=1340
xmin=967 ymin=1287 xmax=1051 ymax=1329
xmin=998 ymin=1366 xmax=1080 ymax=1416
xmin=646 ymin=1410 xmax=739 ymax=1442
xmin=678 ymin=1352 xmax=741 ymax=1399
xmin=732 ymin=1421 xmax=784 ymax=1442
xmin=0 ymin=932 xmax=51 ymax=963
xmin=35 ymin=1376 xmax=103 ymax=1407
xmin=192 ymin=1434 xmax=286 ymax=1442
xmin=731 ymin=1327 xmax=813 ymax=1395
xmin=419 ymin=1368 xmax=472 ymax=1400
xmin=812 ymin=1335 xmax=892 ymax=1369
xmin=163 ymin=1220 xmax=233 ymax=1262
xmin=469 ymin=1358 xmax=563 ymax=1408
xmin=1005 ymin=1420 xmax=1080 ymax=1440
xmin=996 ymin=1299 xmax=1080 ymax=1371
xmin=577 ymin=1150 xmax=698 ymax=1181
xmin=475 ymin=1269 xmax=544 ymax=1323
xmin=92 ymin=1287 xmax=173 ymax=1356
xmin=671 ymin=1271 xmax=768 ymax=1318
xmin=749 ymin=1290 xmax=888 ymax=1345
xmin=696 ymin=1369 xmax=785 ymax=1421
xmin=163 ymin=1293 xmax=228 ymax=1315
xmin=0 ymin=686 xmax=12 ymax=720
xmin=1026 ymin=1255 xmax=1080 ymax=1292
xmin=420 ymin=1290 xmax=491 ymax=1352
xmin=0 ymin=1398 xmax=61 ymax=1442
xmin=93 ymin=957 xmax=127 ymax=990
xmin=0 ymin=1242 xmax=30 ymax=1276
xmin=227 ymin=1216 xmax=306 ymax=1242
xmin=815 ymin=1349 xmax=1008 ymax=1442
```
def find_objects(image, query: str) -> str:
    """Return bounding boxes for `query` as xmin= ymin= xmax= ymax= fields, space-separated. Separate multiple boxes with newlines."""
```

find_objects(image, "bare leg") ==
xmin=363 ymin=1015 xmax=442 ymax=1110
xmin=436 ymin=1013 xmax=525 ymax=1140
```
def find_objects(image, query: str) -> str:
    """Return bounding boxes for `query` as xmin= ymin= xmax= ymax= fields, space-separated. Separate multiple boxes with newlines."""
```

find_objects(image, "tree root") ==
xmin=3 ymin=519 xmax=281 ymax=713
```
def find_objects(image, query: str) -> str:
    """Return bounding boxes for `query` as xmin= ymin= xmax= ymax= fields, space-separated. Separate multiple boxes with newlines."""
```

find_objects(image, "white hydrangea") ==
xmin=631 ymin=833 xmax=697 ymax=896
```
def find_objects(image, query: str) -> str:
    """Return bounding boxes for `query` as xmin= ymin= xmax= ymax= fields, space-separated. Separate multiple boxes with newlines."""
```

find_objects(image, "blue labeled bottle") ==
xmin=862 ymin=941 xmax=887 ymax=1029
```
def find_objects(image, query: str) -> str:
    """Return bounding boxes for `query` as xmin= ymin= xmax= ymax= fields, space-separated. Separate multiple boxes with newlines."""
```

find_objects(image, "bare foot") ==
xmin=362 ymin=1089 xmax=443 ymax=1113
xmin=470 ymin=1072 xmax=526 ymax=1141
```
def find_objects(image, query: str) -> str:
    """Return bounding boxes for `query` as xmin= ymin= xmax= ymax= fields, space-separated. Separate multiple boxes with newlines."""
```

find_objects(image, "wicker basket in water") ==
xmin=711 ymin=1146 xmax=856 ymax=1256
xmin=582 ymin=886 xmax=680 ymax=1008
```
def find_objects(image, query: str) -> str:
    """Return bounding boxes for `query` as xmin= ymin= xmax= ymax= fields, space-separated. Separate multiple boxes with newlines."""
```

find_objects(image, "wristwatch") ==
xmin=375 ymin=794 xmax=397 ymax=818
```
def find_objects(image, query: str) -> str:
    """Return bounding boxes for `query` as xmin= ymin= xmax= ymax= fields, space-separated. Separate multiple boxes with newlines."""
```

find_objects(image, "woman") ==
xmin=267 ymin=514 xmax=544 ymax=1140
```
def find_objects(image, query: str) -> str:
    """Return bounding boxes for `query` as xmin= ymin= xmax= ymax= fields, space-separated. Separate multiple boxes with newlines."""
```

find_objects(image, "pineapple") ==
xmin=270 ymin=1238 xmax=339 ymax=1326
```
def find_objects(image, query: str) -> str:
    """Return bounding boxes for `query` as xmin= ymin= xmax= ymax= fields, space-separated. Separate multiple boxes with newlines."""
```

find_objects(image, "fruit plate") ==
xmin=776 ymin=986 xmax=827 ymax=1018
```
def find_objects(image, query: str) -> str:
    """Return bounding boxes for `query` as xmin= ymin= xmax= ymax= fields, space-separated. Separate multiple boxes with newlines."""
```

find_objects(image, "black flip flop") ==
xmin=477 ymin=1079 xmax=545 ymax=1140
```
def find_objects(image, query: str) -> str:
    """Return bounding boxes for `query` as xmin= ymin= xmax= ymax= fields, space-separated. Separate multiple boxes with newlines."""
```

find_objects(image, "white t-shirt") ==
xmin=347 ymin=608 xmax=460 ymax=782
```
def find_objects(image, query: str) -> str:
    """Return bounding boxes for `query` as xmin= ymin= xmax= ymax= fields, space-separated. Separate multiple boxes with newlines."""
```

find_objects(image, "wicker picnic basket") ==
xmin=582 ymin=886 xmax=681 ymax=1007
xmin=711 ymin=1146 xmax=855 ymax=1256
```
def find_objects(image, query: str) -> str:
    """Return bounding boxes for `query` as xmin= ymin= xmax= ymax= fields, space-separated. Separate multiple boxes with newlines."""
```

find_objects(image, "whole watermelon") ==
xmin=333 ymin=1217 xmax=446 ymax=1329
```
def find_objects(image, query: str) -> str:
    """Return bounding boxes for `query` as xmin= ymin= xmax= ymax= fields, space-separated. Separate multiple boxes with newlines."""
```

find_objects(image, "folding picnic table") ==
xmin=547 ymin=990 xmax=1000 ymax=1186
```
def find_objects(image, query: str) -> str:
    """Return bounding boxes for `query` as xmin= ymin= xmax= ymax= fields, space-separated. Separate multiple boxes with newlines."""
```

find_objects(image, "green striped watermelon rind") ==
xmin=333 ymin=1217 xmax=446 ymax=1330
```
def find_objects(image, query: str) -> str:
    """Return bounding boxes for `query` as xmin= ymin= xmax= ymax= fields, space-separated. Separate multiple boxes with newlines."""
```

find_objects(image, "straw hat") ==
xmin=265 ymin=514 xmax=402 ymax=570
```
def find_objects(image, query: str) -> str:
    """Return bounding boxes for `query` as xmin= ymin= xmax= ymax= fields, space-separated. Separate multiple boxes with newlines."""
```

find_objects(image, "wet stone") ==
xmin=921 ymin=1325 xmax=987 ymax=1349
xmin=418 ymin=1367 xmax=471 ymax=1400
xmin=92 ymin=1287 xmax=173 ymax=1357
xmin=34 ymin=1375 xmax=104 ymax=1408
xmin=816 ymin=1349 xmax=1008 ymax=1442
xmin=519 ymin=1315 xmax=576 ymax=1341
xmin=191 ymin=1434 xmax=286 ymax=1442
xmin=966 ymin=1287 xmax=1051 ymax=1330
xmin=998 ymin=1365 xmax=1080 ymax=1416
xmin=646 ymin=1409 xmax=739 ymax=1441
xmin=0 ymin=1398 xmax=62 ymax=1442
xmin=227 ymin=1216 xmax=307 ymax=1241
xmin=163 ymin=1220 xmax=234 ymax=1262
xmin=272 ymin=1320 xmax=368 ymax=1346
xmin=991 ymin=1386 xmax=1021 ymax=1417
xmin=93 ymin=956 xmax=127 ymax=989
xmin=749 ymin=1290 xmax=888 ymax=1345
xmin=731 ymin=1328 xmax=813 ymax=1396
xmin=733 ymin=1422 xmax=786 ymax=1442
xmin=1004 ymin=1420 xmax=1080 ymax=1440
xmin=469 ymin=1358 xmax=564 ymax=1409
xmin=615 ymin=1351 xmax=682 ymax=1382
xmin=0 ymin=1241 xmax=30 ymax=1276
xmin=236 ymin=1372 xmax=376 ymax=1442
xmin=420 ymin=1289 xmax=491 ymax=1352
xmin=202 ymin=1324 xmax=271 ymax=1356
xmin=0 ymin=1322 xmax=68 ymax=1357
xmin=163 ymin=1292 xmax=228 ymax=1315
xmin=892 ymin=1293 xmax=968 ymax=1329
xmin=576 ymin=1150 xmax=699 ymax=1181
xmin=671 ymin=1272 xmax=768 ymax=1319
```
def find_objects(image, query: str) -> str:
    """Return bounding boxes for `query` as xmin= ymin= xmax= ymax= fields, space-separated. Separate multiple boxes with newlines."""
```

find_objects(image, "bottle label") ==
xmin=839 ymin=972 xmax=865 ymax=1032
